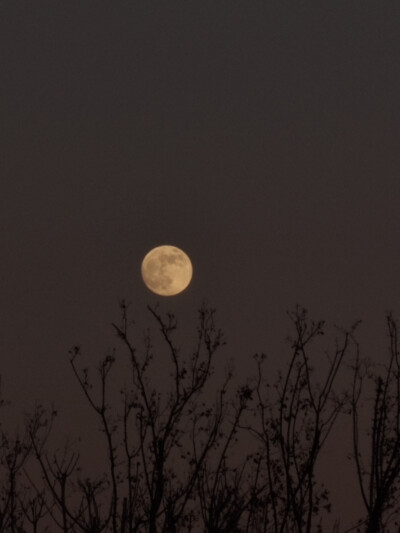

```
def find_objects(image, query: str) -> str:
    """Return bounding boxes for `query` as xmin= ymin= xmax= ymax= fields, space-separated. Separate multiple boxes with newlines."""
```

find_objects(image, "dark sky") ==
xmin=1 ymin=1 xmax=400 ymax=526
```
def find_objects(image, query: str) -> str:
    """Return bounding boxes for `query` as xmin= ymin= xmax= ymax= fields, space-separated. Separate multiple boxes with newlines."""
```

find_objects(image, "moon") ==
xmin=141 ymin=245 xmax=193 ymax=296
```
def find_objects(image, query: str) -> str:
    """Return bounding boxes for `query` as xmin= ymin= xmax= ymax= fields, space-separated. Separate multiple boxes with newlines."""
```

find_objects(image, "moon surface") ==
xmin=141 ymin=245 xmax=193 ymax=296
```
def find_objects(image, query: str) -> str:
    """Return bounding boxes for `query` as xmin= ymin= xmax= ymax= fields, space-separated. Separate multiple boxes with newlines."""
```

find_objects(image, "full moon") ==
xmin=141 ymin=245 xmax=193 ymax=296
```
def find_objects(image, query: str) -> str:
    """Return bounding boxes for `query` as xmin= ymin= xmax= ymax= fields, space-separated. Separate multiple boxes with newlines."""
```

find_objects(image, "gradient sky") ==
xmin=1 ymin=1 xmax=400 ymax=527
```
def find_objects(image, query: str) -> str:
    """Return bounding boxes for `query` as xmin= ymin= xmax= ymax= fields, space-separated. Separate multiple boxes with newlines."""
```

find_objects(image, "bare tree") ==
xmin=351 ymin=313 xmax=400 ymax=532
xmin=4 ymin=304 xmax=400 ymax=532
xmin=28 ymin=302 xmax=236 ymax=532
xmin=111 ymin=303 xmax=248 ymax=533
xmin=195 ymin=383 xmax=257 ymax=533
xmin=244 ymin=306 xmax=354 ymax=533
xmin=0 ymin=380 xmax=41 ymax=533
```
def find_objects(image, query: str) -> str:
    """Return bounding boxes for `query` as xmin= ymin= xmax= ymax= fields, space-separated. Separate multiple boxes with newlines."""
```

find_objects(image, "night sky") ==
xmin=1 ymin=1 xmax=400 ymax=527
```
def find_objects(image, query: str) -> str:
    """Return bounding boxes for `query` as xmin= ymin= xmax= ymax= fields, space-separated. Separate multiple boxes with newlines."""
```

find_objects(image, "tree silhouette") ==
xmin=1 ymin=304 xmax=400 ymax=532
xmin=240 ymin=306 xmax=355 ymax=533
xmin=351 ymin=313 xmax=400 ymax=532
